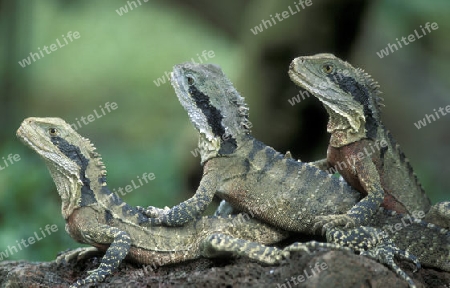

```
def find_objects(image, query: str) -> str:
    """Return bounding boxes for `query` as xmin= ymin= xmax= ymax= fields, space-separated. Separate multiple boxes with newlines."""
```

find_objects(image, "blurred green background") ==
xmin=0 ymin=0 xmax=448 ymax=261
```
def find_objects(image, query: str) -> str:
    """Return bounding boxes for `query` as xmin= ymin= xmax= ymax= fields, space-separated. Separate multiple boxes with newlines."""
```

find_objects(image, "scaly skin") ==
xmin=16 ymin=117 xmax=293 ymax=287
xmin=288 ymin=53 xmax=449 ymax=230
xmin=20 ymin=117 xmax=438 ymax=287
xmin=141 ymin=63 xmax=450 ymax=287
xmin=144 ymin=63 xmax=362 ymax=233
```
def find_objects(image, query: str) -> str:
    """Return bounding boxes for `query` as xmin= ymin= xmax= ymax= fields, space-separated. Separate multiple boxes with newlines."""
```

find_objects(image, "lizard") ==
xmin=140 ymin=62 xmax=449 ymax=286
xmin=288 ymin=53 xmax=449 ymax=231
xmin=17 ymin=117 xmax=433 ymax=287
xmin=16 ymin=117 xmax=294 ymax=287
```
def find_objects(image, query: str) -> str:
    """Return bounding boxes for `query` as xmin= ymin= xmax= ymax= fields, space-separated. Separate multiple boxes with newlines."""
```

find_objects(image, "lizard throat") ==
xmin=188 ymin=85 xmax=238 ymax=161
xmin=325 ymin=72 xmax=379 ymax=141
xmin=326 ymin=108 xmax=366 ymax=147
xmin=329 ymin=128 xmax=366 ymax=148
xmin=188 ymin=85 xmax=226 ymax=138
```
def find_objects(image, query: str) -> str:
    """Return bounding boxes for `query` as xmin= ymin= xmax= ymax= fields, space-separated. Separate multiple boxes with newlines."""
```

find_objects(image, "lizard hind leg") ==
xmin=327 ymin=226 xmax=419 ymax=288
xmin=200 ymin=234 xmax=289 ymax=264
xmin=360 ymin=243 xmax=419 ymax=288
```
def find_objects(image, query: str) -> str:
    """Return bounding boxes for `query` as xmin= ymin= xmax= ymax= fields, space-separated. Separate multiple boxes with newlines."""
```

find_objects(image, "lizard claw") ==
xmin=283 ymin=242 xmax=313 ymax=254
xmin=256 ymin=249 xmax=291 ymax=264
xmin=313 ymin=214 xmax=357 ymax=235
xmin=56 ymin=247 xmax=101 ymax=264
xmin=137 ymin=206 xmax=170 ymax=218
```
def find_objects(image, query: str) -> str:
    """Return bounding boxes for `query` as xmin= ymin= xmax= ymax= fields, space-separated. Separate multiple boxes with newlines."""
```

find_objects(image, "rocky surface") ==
xmin=1 ymin=248 xmax=449 ymax=288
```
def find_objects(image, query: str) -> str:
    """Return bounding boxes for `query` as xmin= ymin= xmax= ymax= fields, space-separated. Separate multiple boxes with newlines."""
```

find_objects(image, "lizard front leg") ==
xmin=139 ymin=172 xmax=218 ymax=226
xmin=70 ymin=224 xmax=131 ymax=288
xmin=314 ymin=158 xmax=384 ymax=232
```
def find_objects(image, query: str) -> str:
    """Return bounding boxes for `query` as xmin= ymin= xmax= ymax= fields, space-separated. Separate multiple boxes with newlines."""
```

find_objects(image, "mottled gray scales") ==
xmin=16 ymin=117 xmax=289 ymax=286
xmin=141 ymin=63 xmax=449 ymax=287
xmin=289 ymin=53 xmax=449 ymax=231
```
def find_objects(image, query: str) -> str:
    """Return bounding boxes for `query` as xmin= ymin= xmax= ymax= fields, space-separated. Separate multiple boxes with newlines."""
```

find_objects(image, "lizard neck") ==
xmin=48 ymin=136 xmax=146 ymax=224
xmin=325 ymin=70 xmax=383 ymax=148
xmin=325 ymin=106 xmax=367 ymax=147
xmin=199 ymin=132 xmax=252 ymax=164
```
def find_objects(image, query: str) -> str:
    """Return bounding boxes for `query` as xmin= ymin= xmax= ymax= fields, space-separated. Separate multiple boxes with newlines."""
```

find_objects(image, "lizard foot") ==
xmin=284 ymin=240 xmax=352 ymax=255
xmin=201 ymin=233 xmax=290 ymax=265
xmin=328 ymin=226 xmax=420 ymax=288
xmin=360 ymin=243 xmax=419 ymax=288
xmin=136 ymin=205 xmax=171 ymax=224
xmin=56 ymin=247 xmax=101 ymax=264
xmin=313 ymin=214 xmax=357 ymax=235
xmin=69 ymin=267 xmax=108 ymax=288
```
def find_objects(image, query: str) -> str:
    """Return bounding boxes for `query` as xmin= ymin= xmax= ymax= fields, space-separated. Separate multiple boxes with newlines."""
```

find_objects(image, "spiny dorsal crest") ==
xmin=84 ymin=136 xmax=107 ymax=178
xmin=355 ymin=67 xmax=384 ymax=111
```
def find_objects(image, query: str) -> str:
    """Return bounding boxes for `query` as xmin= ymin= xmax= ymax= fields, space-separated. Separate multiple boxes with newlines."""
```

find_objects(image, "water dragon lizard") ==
xmin=23 ymin=116 xmax=444 ymax=286
xmin=288 ymin=53 xmax=449 ymax=231
xmin=140 ymin=63 xmax=449 ymax=287
xmin=16 ymin=117 xmax=294 ymax=287
xmin=22 ymin=117 xmax=417 ymax=286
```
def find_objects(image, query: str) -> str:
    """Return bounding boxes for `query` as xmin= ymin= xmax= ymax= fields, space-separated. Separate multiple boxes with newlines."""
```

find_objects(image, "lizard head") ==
xmin=171 ymin=63 xmax=252 ymax=164
xmin=16 ymin=117 xmax=106 ymax=219
xmin=288 ymin=53 xmax=383 ymax=147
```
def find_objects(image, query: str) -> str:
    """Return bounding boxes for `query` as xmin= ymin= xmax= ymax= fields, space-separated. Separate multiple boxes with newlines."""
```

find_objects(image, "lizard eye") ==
xmin=186 ymin=75 xmax=195 ymax=86
xmin=49 ymin=128 xmax=58 ymax=136
xmin=322 ymin=64 xmax=334 ymax=74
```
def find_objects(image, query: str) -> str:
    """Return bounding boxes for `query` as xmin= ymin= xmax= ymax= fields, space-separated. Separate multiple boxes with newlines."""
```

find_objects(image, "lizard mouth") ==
xmin=16 ymin=119 xmax=51 ymax=153
xmin=16 ymin=121 xmax=39 ymax=151
xmin=288 ymin=68 xmax=311 ymax=89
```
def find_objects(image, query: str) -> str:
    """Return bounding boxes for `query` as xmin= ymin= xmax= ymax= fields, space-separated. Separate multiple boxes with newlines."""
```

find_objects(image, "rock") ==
xmin=1 ymin=249 xmax=449 ymax=287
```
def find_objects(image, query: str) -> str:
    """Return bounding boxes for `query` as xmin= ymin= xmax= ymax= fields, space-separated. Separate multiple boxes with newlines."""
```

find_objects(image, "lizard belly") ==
xmin=327 ymin=141 xmax=409 ymax=214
